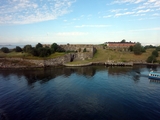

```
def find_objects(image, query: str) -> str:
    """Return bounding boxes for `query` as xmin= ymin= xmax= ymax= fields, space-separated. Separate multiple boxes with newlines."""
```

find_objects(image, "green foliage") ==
xmin=152 ymin=50 xmax=159 ymax=57
xmin=128 ymin=46 xmax=133 ymax=51
xmin=38 ymin=48 xmax=51 ymax=57
xmin=133 ymin=42 xmax=143 ymax=55
xmin=51 ymin=43 xmax=58 ymax=53
xmin=120 ymin=39 xmax=126 ymax=43
xmin=156 ymin=46 xmax=160 ymax=51
xmin=31 ymin=47 xmax=51 ymax=57
xmin=1 ymin=47 xmax=9 ymax=53
xmin=141 ymin=46 xmax=146 ymax=53
xmin=146 ymin=55 xmax=157 ymax=63
xmin=15 ymin=46 xmax=22 ymax=52
xmin=144 ymin=45 xmax=156 ymax=50
xmin=83 ymin=48 xmax=87 ymax=52
xmin=56 ymin=46 xmax=65 ymax=52
xmin=23 ymin=45 xmax=32 ymax=53
xmin=36 ymin=43 xmax=43 ymax=49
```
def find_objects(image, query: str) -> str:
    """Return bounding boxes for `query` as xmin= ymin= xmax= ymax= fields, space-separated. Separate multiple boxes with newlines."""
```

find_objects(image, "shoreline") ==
xmin=1 ymin=62 xmax=159 ymax=70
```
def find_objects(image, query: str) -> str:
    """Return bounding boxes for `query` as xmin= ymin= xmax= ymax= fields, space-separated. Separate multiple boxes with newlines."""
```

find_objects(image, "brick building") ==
xmin=106 ymin=42 xmax=135 ymax=49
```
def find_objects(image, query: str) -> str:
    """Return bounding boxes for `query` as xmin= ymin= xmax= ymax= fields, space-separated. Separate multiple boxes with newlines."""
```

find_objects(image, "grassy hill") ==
xmin=89 ymin=48 xmax=160 ymax=63
xmin=0 ymin=51 xmax=65 ymax=60
xmin=69 ymin=47 xmax=160 ymax=64
xmin=0 ymin=47 xmax=160 ymax=64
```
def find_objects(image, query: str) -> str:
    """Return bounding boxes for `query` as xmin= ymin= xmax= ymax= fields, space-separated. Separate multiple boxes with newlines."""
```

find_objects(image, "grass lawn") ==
xmin=69 ymin=48 xmax=160 ymax=64
xmin=0 ymin=51 xmax=66 ymax=60
xmin=0 ymin=48 xmax=160 ymax=63
xmin=88 ymin=48 xmax=158 ymax=63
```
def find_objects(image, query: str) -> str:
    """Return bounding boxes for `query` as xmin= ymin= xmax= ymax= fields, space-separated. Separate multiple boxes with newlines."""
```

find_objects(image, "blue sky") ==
xmin=0 ymin=0 xmax=160 ymax=45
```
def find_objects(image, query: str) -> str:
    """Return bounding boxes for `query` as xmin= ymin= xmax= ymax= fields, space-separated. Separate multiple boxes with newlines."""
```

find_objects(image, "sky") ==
xmin=0 ymin=0 xmax=160 ymax=45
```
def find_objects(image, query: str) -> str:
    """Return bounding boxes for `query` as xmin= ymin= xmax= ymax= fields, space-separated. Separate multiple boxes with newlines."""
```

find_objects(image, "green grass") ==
xmin=67 ymin=48 xmax=159 ymax=64
xmin=0 ymin=51 xmax=66 ymax=60
xmin=1 ymin=48 xmax=160 ymax=63
xmin=66 ymin=60 xmax=91 ymax=65
xmin=87 ymin=48 xmax=156 ymax=62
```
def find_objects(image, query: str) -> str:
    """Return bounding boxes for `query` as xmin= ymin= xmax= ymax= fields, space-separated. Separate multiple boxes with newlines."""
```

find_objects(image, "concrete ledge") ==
xmin=63 ymin=62 xmax=92 ymax=67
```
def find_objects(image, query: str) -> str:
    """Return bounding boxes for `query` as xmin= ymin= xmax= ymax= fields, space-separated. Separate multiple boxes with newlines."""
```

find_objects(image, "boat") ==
xmin=148 ymin=71 xmax=160 ymax=80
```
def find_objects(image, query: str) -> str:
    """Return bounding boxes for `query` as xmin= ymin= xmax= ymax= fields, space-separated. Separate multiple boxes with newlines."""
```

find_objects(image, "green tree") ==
xmin=51 ymin=43 xmax=58 ymax=53
xmin=121 ymin=39 xmax=126 ymax=43
xmin=15 ymin=46 xmax=22 ymax=52
xmin=133 ymin=42 xmax=143 ymax=55
xmin=36 ymin=43 xmax=43 ymax=49
xmin=156 ymin=46 xmax=160 ymax=51
xmin=23 ymin=45 xmax=32 ymax=53
xmin=152 ymin=50 xmax=158 ymax=57
xmin=146 ymin=55 xmax=157 ymax=63
xmin=1 ymin=47 xmax=9 ymax=53
xmin=128 ymin=46 xmax=133 ymax=51
xmin=38 ymin=48 xmax=51 ymax=57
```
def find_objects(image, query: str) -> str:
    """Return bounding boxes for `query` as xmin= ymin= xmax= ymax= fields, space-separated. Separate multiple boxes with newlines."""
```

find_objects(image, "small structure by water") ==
xmin=105 ymin=62 xmax=133 ymax=67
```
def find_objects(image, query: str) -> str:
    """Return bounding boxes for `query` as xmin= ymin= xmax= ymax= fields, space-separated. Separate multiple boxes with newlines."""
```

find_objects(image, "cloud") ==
xmin=106 ymin=0 xmax=160 ymax=19
xmin=115 ymin=11 xmax=135 ymax=17
xmin=75 ymin=24 xmax=110 ymax=28
xmin=0 ymin=0 xmax=76 ymax=25
xmin=112 ymin=0 xmax=145 ymax=4
xmin=137 ymin=9 xmax=151 ymax=13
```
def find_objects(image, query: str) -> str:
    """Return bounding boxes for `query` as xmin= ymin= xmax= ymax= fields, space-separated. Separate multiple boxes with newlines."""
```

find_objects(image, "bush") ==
xmin=146 ymin=55 xmax=157 ymax=63
xmin=152 ymin=50 xmax=159 ymax=57
xmin=23 ymin=45 xmax=32 ymax=53
xmin=156 ymin=46 xmax=160 ymax=51
xmin=1 ymin=47 xmax=9 ymax=53
xmin=15 ymin=46 xmax=22 ymax=52
xmin=36 ymin=43 xmax=43 ymax=49
xmin=133 ymin=42 xmax=143 ymax=55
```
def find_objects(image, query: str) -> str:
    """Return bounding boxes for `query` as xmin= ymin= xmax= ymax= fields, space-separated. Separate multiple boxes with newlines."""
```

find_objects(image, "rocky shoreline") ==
xmin=1 ymin=58 xmax=160 ymax=70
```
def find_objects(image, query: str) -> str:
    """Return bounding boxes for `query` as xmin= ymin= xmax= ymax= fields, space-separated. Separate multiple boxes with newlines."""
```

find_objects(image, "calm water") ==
xmin=0 ymin=66 xmax=160 ymax=120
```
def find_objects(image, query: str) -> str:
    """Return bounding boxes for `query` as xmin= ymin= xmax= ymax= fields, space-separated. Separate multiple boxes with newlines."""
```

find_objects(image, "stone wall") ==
xmin=0 ymin=54 xmax=74 ymax=68
xmin=60 ymin=44 xmax=97 ymax=60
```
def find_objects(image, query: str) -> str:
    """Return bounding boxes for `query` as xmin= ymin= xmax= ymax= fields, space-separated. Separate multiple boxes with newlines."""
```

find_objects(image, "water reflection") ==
xmin=1 ymin=65 xmax=160 ymax=120
xmin=0 ymin=65 xmax=158 ymax=85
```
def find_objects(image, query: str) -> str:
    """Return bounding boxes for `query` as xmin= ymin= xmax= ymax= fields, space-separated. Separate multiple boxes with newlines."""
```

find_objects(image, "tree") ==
xmin=36 ymin=43 xmax=43 ymax=49
xmin=51 ymin=43 xmax=58 ymax=53
xmin=1 ymin=47 xmax=9 ymax=53
xmin=152 ymin=50 xmax=158 ymax=57
xmin=121 ymin=39 xmax=126 ymax=43
xmin=38 ymin=48 xmax=51 ymax=57
xmin=146 ymin=55 xmax=157 ymax=63
xmin=156 ymin=46 xmax=160 ymax=51
xmin=15 ymin=46 xmax=22 ymax=52
xmin=23 ymin=45 xmax=32 ymax=53
xmin=128 ymin=46 xmax=133 ymax=52
xmin=133 ymin=42 xmax=143 ymax=55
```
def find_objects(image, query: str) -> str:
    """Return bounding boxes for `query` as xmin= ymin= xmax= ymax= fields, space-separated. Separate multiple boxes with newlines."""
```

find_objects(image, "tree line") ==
xmin=0 ymin=43 xmax=65 ymax=57
xmin=128 ymin=43 xmax=160 ymax=63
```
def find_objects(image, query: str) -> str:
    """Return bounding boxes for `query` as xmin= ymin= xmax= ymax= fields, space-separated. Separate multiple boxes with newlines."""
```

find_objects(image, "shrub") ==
xmin=1 ymin=47 xmax=9 ymax=53
xmin=146 ymin=55 xmax=157 ymax=63
xmin=152 ymin=50 xmax=158 ymax=57
xmin=15 ymin=46 xmax=22 ymax=52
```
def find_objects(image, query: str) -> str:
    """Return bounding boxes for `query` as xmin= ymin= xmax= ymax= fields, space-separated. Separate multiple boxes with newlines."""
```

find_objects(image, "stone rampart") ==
xmin=60 ymin=44 xmax=97 ymax=60
xmin=0 ymin=54 xmax=75 ymax=68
